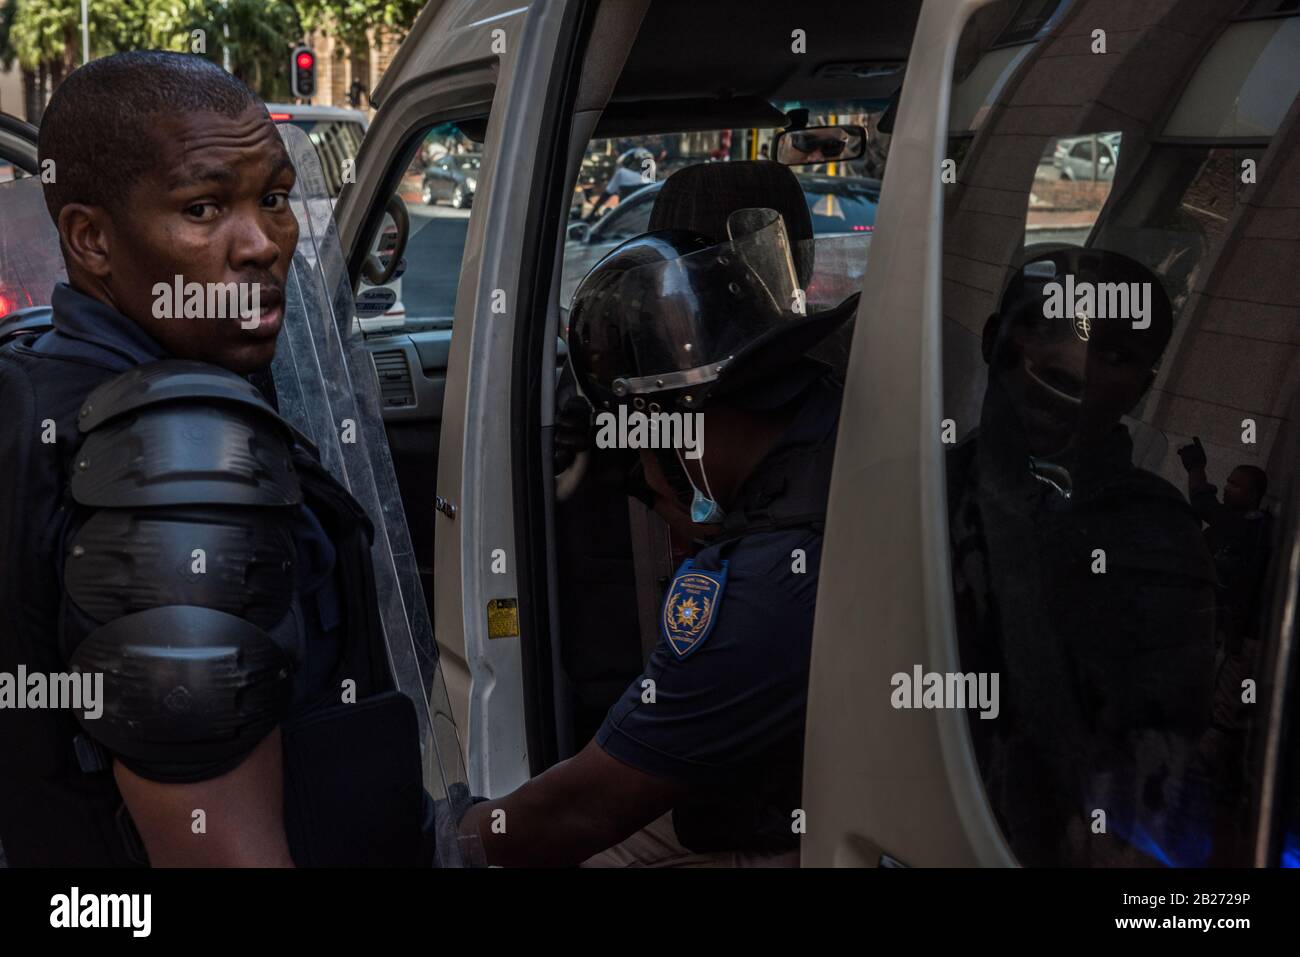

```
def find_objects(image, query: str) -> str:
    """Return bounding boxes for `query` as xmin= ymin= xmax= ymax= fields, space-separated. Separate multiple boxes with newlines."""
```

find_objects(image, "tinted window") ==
xmin=941 ymin=2 xmax=1300 ymax=867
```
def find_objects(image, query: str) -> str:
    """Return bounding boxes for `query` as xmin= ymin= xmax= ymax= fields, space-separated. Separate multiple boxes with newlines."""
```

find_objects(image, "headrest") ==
xmin=649 ymin=160 xmax=814 ymax=283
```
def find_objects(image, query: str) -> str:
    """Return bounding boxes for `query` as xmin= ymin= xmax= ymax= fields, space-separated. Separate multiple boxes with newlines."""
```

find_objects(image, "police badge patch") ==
xmin=661 ymin=559 xmax=728 ymax=660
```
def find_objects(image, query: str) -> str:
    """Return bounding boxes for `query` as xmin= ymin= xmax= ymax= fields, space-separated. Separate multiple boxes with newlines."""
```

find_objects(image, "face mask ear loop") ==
xmin=675 ymin=446 xmax=719 ymax=505
xmin=697 ymin=452 xmax=720 ymax=507
xmin=674 ymin=447 xmax=696 ymax=498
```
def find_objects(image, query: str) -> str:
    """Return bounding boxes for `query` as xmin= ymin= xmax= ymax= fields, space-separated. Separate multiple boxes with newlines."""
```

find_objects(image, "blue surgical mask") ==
xmin=677 ymin=449 xmax=725 ymax=524
xmin=690 ymin=486 xmax=726 ymax=524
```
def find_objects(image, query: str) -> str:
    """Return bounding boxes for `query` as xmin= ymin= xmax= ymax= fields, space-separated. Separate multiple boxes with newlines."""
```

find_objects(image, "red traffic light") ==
xmin=291 ymin=45 xmax=316 ymax=98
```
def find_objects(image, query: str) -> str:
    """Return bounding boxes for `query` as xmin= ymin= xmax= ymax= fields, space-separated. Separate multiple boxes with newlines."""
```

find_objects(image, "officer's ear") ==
xmin=980 ymin=312 xmax=1001 ymax=366
xmin=57 ymin=203 xmax=113 ymax=280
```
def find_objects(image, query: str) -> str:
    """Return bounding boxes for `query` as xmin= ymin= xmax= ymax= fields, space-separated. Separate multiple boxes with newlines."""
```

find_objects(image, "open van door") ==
xmin=805 ymin=0 xmax=1300 ymax=867
xmin=333 ymin=0 xmax=603 ymax=797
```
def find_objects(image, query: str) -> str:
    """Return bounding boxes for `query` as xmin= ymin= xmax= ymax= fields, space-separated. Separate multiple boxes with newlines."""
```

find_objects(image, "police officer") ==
xmin=454 ymin=200 xmax=856 ymax=866
xmin=584 ymin=146 xmax=656 ymax=222
xmin=1175 ymin=439 xmax=1272 ymax=855
xmin=1177 ymin=438 xmax=1272 ymax=649
xmin=0 ymin=52 xmax=429 ymax=867
xmin=947 ymin=247 xmax=1219 ymax=866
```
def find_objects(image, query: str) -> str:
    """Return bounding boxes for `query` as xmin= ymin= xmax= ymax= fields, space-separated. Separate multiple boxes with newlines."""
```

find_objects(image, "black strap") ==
xmin=720 ymin=434 xmax=836 ymax=538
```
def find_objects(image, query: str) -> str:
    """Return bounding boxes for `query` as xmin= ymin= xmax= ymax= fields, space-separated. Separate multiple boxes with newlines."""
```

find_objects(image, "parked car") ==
xmin=421 ymin=153 xmax=480 ymax=208
xmin=266 ymin=103 xmax=369 ymax=199
xmin=1052 ymin=132 xmax=1120 ymax=181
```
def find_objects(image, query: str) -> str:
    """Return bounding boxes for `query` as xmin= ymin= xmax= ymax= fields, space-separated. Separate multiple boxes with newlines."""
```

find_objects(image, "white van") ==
xmin=3 ymin=0 xmax=1297 ymax=869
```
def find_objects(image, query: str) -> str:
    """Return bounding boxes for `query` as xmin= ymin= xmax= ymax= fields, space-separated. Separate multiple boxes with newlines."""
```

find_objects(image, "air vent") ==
xmin=371 ymin=349 xmax=415 ymax=409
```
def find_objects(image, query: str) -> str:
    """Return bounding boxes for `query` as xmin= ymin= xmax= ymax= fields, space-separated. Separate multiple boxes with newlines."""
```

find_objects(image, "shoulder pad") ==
xmin=70 ymin=605 xmax=291 ymax=778
xmin=66 ymin=506 xmax=297 ymax=631
xmin=77 ymin=359 xmax=283 ymax=431
xmin=71 ymin=359 xmax=302 ymax=508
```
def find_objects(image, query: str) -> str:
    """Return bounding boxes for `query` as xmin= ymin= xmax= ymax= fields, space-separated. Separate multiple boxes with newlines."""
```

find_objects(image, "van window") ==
xmin=1163 ymin=17 xmax=1300 ymax=139
xmin=560 ymin=124 xmax=882 ymax=312
xmin=359 ymin=122 xmax=484 ymax=332
xmin=940 ymin=1 xmax=1300 ymax=866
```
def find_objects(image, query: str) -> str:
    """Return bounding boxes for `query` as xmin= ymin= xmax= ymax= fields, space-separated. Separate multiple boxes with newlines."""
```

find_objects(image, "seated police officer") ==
xmin=0 ymin=52 xmax=427 ymax=866
xmin=453 ymin=204 xmax=855 ymax=866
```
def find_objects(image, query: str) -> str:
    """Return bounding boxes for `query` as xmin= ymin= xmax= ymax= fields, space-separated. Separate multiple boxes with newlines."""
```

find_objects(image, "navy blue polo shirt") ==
xmin=596 ymin=379 xmax=841 ymax=852
xmin=36 ymin=283 xmax=344 ymax=714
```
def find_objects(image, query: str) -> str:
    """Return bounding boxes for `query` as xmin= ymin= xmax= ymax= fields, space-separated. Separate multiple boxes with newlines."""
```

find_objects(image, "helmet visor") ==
xmin=583 ymin=208 xmax=854 ymax=398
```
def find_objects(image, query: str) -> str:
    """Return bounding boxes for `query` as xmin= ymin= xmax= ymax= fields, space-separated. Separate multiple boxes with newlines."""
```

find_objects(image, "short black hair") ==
xmin=39 ymin=51 xmax=262 ymax=224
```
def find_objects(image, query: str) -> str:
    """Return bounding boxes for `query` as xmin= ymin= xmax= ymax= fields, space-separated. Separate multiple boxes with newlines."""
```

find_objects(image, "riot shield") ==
xmin=272 ymin=124 xmax=469 ymax=814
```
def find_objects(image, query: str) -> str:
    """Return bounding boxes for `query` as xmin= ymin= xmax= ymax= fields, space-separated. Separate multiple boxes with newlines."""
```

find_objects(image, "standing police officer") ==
xmin=0 ymin=52 xmax=430 ymax=867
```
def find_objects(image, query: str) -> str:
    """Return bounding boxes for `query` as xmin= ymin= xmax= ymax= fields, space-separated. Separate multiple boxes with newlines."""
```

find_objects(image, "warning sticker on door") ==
xmin=486 ymin=598 xmax=520 ymax=639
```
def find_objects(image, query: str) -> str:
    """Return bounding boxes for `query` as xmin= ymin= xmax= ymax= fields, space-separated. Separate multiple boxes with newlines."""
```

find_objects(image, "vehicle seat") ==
xmin=649 ymin=160 xmax=815 ymax=284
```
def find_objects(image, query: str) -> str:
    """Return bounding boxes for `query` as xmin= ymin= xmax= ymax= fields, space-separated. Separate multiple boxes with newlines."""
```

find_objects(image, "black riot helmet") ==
xmin=568 ymin=207 xmax=859 ymax=411
xmin=618 ymin=146 xmax=655 ymax=171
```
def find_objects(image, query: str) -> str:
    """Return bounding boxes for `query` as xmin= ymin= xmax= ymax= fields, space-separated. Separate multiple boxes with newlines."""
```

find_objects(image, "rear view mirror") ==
xmin=567 ymin=221 xmax=590 ymax=243
xmin=361 ymin=196 xmax=410 ymax=286
xmin=774 ymin=125 xmax=867 ymax=166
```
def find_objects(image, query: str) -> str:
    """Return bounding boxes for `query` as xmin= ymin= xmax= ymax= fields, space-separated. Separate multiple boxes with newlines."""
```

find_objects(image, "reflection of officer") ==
xmin=454 ymin=207 xmax=856 ymax=866
xmin=1176 ymin=440 xmax=1271 ymax=855
xmin=948 ymin=248 xmax=1218 ymax=866
xmin=1177 ymin=438 xmax=1272 ymax=648
xmin=585 ymin=147 xmax=655 ymax=221
xmin=0 ymin=53 xmax=431 ymax=867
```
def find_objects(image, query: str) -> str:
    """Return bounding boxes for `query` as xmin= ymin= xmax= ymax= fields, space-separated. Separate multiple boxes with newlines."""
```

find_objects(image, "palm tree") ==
xmin=8 ymin=0 xmax=151 ymax=121
xmin=150 ymin=0 xmax=303 ymax=100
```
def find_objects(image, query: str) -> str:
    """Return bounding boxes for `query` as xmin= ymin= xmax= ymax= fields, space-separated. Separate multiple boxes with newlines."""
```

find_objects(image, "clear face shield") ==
xmin=273 ymin=125 xmax=476 ymax=863
xmin=578 ymin=208 xmax=865 ymax=404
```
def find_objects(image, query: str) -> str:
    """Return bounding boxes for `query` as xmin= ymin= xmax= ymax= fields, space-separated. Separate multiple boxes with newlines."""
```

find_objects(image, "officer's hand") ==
xmin=1177 ymin=436 xmax=1207 ymax=472
xmin=432 ymin=782 xmax=487 ymax=868
xmin=554 ymin=390 xmax=594 ymax=475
